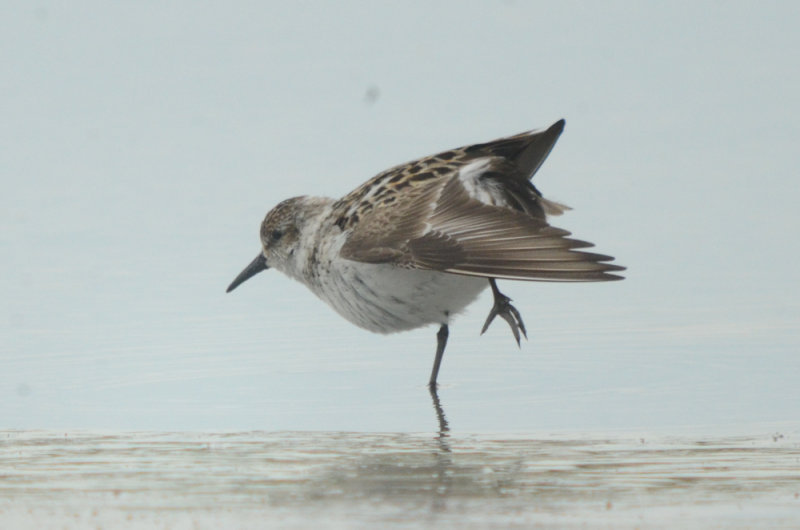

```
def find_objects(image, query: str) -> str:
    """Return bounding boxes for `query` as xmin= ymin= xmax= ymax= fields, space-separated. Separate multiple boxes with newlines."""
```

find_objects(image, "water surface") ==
xmin=2 ymin=429 xmax=798 ymax=528
xmin=3 ymin=2 xmax=800 ymax=528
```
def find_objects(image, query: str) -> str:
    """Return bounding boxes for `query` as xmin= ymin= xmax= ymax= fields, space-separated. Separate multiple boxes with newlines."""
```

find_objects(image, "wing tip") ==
xmin=550 ymin=118 xmax=566 ymax=135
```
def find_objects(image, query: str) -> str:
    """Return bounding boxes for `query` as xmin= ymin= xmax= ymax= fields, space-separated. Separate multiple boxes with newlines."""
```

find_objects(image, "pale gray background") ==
xmin=2 ymin=1 xmax=798 ymax=432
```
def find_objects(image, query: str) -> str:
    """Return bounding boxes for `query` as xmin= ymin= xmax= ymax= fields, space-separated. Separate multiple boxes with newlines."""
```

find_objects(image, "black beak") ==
xmin=226 ymin=253 xmax=269 ymax=293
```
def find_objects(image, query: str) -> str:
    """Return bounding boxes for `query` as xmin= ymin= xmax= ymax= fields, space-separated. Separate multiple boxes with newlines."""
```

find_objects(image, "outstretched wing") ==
xmin=336 ymin=120 xmax=624 ymax=281
xmin=403 ymin=176 xmax=624 ymax=281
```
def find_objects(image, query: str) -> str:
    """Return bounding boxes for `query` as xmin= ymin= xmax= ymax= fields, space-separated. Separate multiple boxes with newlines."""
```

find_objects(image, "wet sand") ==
xmin=2 ymin=430 xmax=798 ymax=528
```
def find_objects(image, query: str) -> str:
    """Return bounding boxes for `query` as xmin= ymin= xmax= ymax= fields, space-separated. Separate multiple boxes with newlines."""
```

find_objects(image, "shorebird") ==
xmin=227 ymin=120 xmax=624 ymax=387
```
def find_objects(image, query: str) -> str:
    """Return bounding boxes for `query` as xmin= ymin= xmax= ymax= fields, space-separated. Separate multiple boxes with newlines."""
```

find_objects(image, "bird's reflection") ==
xmin=428 ymin=385 xmax=453 ymax=514
xmin=428 ymin=385 xmax=450 ymax=444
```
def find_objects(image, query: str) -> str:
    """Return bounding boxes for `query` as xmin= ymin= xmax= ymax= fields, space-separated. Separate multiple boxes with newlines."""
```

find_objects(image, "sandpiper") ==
xmin=227 ymin=120 xmax=624 ymax=387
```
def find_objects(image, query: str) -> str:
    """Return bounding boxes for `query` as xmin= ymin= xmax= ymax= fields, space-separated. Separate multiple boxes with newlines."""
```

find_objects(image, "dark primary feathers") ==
xmin=336 ymin=119 xmax=624 ymax=282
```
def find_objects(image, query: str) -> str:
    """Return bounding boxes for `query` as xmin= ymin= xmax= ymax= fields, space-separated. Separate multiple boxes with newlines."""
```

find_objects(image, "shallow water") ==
xmin=2 ymin=429 xmax=799 ymax=528
xmin=3 ymin=2 xmax=800 ymax=528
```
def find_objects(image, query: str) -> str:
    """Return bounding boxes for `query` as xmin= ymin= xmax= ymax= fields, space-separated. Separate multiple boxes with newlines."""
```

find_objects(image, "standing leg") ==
xmin=481 ymin=278 xmax=528 ymax=345
xmin=428 ymin=324 xmax=449 ymax=389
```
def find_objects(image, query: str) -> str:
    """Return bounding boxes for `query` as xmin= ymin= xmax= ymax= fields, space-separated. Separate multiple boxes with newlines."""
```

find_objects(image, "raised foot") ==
xmin=480 ymin=279 xmax=528 ymax=345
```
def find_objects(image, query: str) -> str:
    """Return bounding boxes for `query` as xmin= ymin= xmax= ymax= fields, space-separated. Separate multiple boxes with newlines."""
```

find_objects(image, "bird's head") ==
xmin=226 ymin=196 xmax=330 ymax=293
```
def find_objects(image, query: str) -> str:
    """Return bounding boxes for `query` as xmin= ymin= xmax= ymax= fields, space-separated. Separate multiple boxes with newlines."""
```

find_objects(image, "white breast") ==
xmin=313 ymin=260 xmax=487 ymax=334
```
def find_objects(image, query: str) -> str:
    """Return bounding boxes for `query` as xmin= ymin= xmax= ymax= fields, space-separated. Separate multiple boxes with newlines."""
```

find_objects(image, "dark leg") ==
xmin=480 ymin=278 xmax=528 ymax=345
xmin=428 ymin=384 xmax=450 ymax=435
xmin=428 ymin=324 xmax=449 ymax=389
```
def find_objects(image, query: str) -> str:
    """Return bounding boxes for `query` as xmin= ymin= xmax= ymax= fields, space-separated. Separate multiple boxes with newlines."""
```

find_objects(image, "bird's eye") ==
xmin=271 ymin=229 xmax=283 ymax=241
